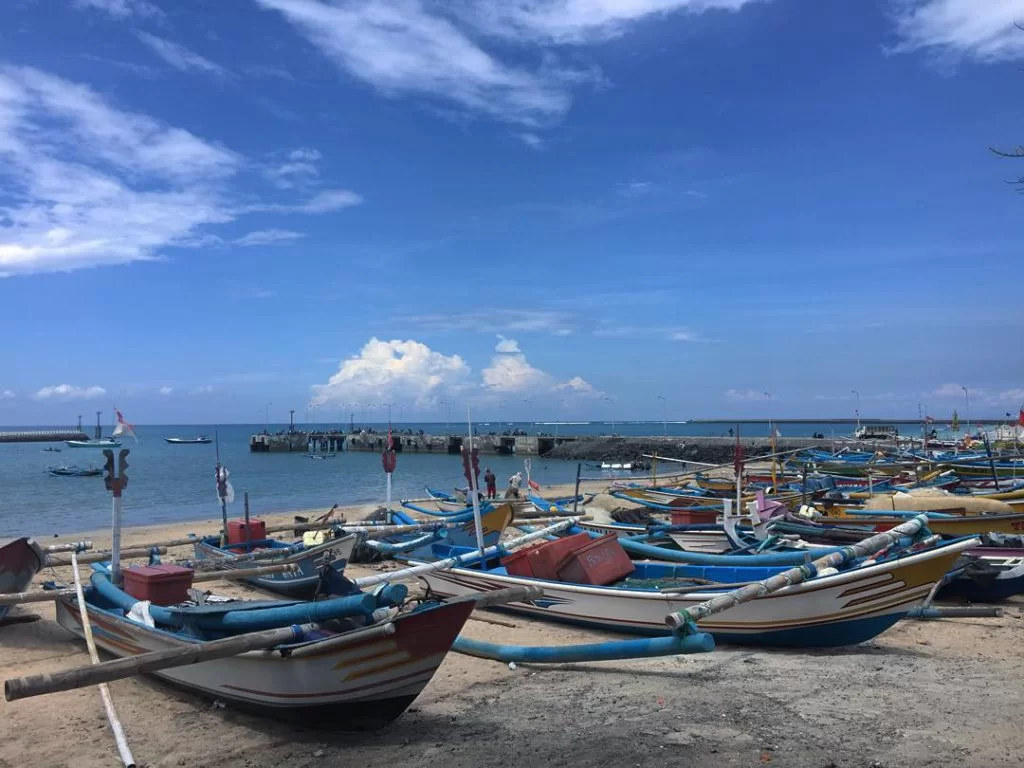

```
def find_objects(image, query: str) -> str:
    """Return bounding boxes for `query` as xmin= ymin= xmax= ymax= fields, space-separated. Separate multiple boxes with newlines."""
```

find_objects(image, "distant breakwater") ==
xmin=544 ymin=436 xmax=836 ymax=464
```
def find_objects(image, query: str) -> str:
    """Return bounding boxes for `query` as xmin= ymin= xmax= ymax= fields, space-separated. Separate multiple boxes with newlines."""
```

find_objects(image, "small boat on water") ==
xmin=65 ymin=438 xmax=121 ymax=448
xmin=47 ymin=465 xmax=103 ymax=478
xmin=41 ymin=447 xmax=61 ymax=453
xmin=165 ymin=436 xmax=212 ymax=444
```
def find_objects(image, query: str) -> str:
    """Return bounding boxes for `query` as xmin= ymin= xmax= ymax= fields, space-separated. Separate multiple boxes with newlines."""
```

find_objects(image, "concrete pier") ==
xmin=0 ymin=430 xmax=89 ymax=443
xmin=249 ymin=431 xmax=845 ymax=460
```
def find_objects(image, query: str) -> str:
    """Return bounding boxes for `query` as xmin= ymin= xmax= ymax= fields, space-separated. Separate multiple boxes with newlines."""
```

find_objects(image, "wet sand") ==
xmin=1 ymin=488 xmax=1022 ymax=767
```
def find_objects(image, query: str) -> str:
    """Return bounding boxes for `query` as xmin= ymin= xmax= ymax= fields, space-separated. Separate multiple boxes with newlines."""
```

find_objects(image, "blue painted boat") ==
xmin=192 ymin=532 xmax=359 ymax=599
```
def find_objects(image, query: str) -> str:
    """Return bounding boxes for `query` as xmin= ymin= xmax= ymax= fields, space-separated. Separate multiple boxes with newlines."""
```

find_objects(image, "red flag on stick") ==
xmin=381 ymin=427 xmax=396 ymax=473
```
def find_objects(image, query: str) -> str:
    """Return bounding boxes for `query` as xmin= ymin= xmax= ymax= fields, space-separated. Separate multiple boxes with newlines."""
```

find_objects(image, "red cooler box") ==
xmin=227 ymin=519 xmax=267 ymax=545
xmin=671 ymin=510 xmax=719 ymax=525
xmin=500 ymin=547 xmax=537 ymax=578
xmin=122 ymin=564 xmax=194 ymax=605
xmin=526 ymin=532 xmax=593 ymax=580
xmin=555 ymin=535 xmax=634 ymax=586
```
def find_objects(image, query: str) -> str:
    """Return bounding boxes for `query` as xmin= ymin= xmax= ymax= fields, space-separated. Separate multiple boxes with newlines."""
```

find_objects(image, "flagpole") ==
xmin=466 ymin=408 xmax=485 ymax=560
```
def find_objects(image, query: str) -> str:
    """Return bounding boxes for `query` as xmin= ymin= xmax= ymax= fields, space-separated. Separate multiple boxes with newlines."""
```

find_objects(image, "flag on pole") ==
xmin=111 ymin=408 xmax=137 ymax=441
xmin=1018 ymin=408 xmax=1024 ymax=428
xmin=381 ymin=426 xmax=397 ymax=473
xmin=924 ymin=415 xmax=934 ymax=424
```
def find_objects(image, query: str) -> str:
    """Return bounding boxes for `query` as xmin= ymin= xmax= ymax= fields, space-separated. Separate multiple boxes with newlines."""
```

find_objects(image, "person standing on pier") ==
xmin=484 ymin=468 xmax=496 ymax=499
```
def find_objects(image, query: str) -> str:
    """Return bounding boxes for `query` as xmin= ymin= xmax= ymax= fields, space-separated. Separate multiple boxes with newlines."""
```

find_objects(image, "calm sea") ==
xmin=0 ymin=419 xmax=923 ymax=538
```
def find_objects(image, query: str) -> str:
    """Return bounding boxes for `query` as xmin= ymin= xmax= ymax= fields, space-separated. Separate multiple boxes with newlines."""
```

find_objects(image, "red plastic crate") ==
xmin=122 ymin=564 xmax=194 ymax=605
xmin=671 ymin=510 xmax=719 ymax=525
xmin=526 ymin=532 xmax=593 ymax=580
xmin=555 ymin=534 xmax=634 ymax=586
xmin=227 ymin=519 xmax=267 ymax=546
xmin=500 ymin=547 xmax=537 ymax=578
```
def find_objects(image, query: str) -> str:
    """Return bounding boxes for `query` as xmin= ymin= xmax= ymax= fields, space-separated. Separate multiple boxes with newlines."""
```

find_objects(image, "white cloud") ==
xmin=73 ymin=0 xmax=162 ymax=18
xmin=555 ymin=375 xmax=597 ymax=395
xmin=311 ymin=337 xmax=472 ymax=408
xmin=159 ymin=386 xmax=173 ymax=395
xmin=495 ymin=335 xmax=521 ymax=353
xmin=0 ymin=389 xmax=14 ymax=399
xmin=482 ymin=351 xmax=548 ymax=392
xmin=268 ymin=148 xmax=323 ymax=188
xmin=136 ymin=32 xmax=233 ymax=80
xmin=593 ymin=324 xmax=705 ymax=342
xmin=724 ymin=388 xmax=773 ymax=403
xmin=234 ymin=229 xmax=305 ymax=247
xmin=255 ymin=0 xmax=596 ymax=126
xmin=33 ymin=384 xmax=106 ymax=401
xmin=192 ymin=385 xmax=214 ymax=394
xmin=889 ymin=0 xmax=1024 ymax=62
xmin=619 ymin=181 xmax=656 ymax=197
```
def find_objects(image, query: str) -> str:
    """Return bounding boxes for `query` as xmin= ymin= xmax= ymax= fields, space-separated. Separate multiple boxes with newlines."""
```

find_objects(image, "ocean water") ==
xmin=0 ymin=419 xmax=948 ymax=538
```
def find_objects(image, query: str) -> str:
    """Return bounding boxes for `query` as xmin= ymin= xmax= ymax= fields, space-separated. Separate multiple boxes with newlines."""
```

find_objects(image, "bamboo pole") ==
xmin=666 ymin=515 xmax=978 ymax=630
xmin=69 ymin=552 xmax=136 ymax=768
xmin=47 ymin=547 xmax=168 ymax=566
xmin=44 ymin=541 xmax=92 ymax=553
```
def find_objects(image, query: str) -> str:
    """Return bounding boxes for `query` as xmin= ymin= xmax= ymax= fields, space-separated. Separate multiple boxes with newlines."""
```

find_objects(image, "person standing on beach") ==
xmin=484 ymin=468 xmax=497 ymax=499
xmin=506 ymin=471 xmax=523 ymax=499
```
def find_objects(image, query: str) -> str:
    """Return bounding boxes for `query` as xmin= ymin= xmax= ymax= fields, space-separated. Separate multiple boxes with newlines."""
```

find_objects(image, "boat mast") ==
xmin=95 ymin=410 xmax=102 ymax=440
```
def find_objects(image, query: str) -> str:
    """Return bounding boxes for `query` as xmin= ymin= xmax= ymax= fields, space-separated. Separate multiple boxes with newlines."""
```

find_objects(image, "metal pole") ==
xmin=962 ymin=386 xmax=971 ymax=435
xmin=467 ymin=408 xmax=485 ymax=560
xmin=852 ymin=390 xmax=860 ymax=431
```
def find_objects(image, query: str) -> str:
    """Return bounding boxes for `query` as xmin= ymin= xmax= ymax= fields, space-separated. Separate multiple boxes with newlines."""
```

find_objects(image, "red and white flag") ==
xmin=112 ymin=409 xmax=137 ymax=441
xmin=1018 ymin=408 xmax=1024 ymax=428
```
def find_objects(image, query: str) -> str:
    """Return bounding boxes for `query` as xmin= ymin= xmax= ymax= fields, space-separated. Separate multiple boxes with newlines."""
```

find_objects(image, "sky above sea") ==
xmin=1 ymin=0 xmax=1023 ymax=426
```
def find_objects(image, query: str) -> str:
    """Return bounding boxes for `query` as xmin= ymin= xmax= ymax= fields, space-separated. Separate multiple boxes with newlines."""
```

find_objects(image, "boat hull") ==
xmin=0 ymin=538 xmax=46 ymax=622
xmin=54 ymin=596 xmax=474 ymax=728
xmin=412 ymin=542 xmax=970 ymax=647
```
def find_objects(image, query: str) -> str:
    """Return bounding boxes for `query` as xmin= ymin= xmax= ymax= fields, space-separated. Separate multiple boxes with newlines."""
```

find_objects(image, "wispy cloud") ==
xmin=724 ymin=388 xmax=773 ymax=403
xmin=33 ymin=384 xmax=106 ymax=401
xmin=158 ymin=386 xmax=173 ymax=395
xmin=136 ymin=32 xmax=233 ymax=80
xmin=931 ymin=382 xmax=971 ymax=398
xmin=267 ymin=148 xmax=323 ymax=188
xmin=0 ymin=67 xmax=362 ymax=277
xmin=554 ymin=375 xmax=600 ymax=396
xmin=68 ymin=54 xmax=160 ymax=79
xmin=254 ymin=0 xmax=606 ymax=126
xmin=245 ymin=189 xmax=364 ymax=214
xmin=402 ymin=309 xmax=576 ymax=335
xmin=593 ymin=324 xmax=707 ymax=342
xmin=0 ymin=389 xmax=15 ymax=399
xmin=244 ymin=64 xmax=297 ymax=81
xmin=888 ymin=0 xmax=1024 ymax=63
xmin=517 ymin=132 xmax=545 ymax=149
xmin=233 ymin=229 xmax=305 ymax=247
xmin=73 ymin=0 xmax=162 ymax=18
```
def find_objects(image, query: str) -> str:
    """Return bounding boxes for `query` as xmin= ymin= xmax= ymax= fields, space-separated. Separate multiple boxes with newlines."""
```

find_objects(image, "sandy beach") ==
xmin=2 ymin=488 xmax=1022 ymax=768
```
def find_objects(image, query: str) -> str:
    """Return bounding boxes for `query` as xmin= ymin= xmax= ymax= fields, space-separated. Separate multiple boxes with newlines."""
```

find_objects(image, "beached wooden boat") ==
xmin=192 ymin=533 xmax=359 ymax=598
xmin=0 ymin=538 xmax=46 ymax=622
xmin=821 ymin=510 xmax=1024 ymax=536
xmin=410 ymin=538 xmax=973 ymax=647
xmin=52 ymin=568 xmax=476 ymax=728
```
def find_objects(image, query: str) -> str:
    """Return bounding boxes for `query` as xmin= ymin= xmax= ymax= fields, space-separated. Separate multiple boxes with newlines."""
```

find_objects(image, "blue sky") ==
xmin=1 ymin=0 xmax=1023 ymax=425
